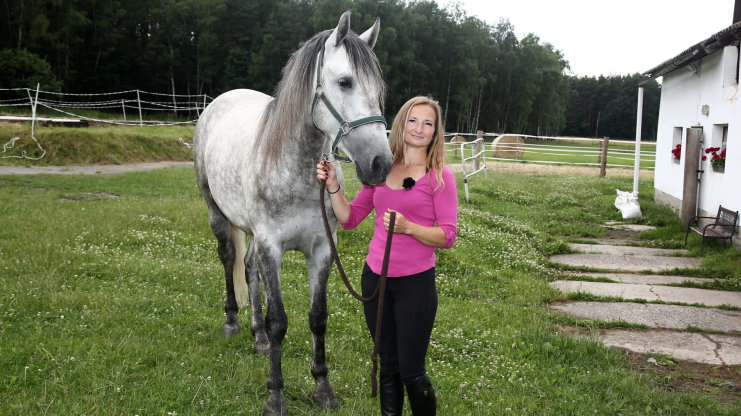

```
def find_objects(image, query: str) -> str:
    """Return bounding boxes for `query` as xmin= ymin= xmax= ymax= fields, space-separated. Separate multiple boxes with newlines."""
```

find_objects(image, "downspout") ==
xmin=633 ymin=85 xmax=644 ymax=194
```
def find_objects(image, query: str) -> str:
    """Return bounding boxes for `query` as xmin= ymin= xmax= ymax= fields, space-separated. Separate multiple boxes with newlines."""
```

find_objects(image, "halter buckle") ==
xmin=340 ymin=121 xmax=351 ymax=135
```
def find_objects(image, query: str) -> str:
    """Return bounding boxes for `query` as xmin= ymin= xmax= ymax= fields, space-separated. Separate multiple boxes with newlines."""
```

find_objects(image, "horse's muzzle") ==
xmin=356 ymin=153 xmax=392 ymax=186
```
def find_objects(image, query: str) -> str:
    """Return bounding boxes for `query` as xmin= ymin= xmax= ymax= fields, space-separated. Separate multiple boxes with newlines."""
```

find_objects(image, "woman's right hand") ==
xmin=316 ymin=160 xmax=339 ymax=190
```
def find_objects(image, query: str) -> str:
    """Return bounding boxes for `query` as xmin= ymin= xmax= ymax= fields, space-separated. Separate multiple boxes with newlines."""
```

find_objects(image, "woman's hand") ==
xmin=384 ymin=209 xmax=413 ymax=234
xmin=385 ymin=208 xmax=447 ymax=247
xmin=316 ymin=160 xmax=339 ymax=192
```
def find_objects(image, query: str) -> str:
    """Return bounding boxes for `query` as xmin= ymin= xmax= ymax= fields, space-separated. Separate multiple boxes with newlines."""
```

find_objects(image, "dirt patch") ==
xmin=620 ymin=348 xmax=741 ymax=404
xmin=60 ymin=192 xmax=119 ymax=201
xmin=449 ymin=161 xmax=654 ymax=179
xmin=556 ymin=325 xmax=741 ymax=403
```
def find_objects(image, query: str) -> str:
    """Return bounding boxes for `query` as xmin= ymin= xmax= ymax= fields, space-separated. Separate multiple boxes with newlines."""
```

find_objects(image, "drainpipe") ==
xmin=633 ymin=86 xmax=644 ymax=195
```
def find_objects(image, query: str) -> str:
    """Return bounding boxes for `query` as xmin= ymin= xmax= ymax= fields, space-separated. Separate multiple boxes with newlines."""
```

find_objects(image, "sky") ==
xmin=436 ymin=0 xmax=737 ymax=78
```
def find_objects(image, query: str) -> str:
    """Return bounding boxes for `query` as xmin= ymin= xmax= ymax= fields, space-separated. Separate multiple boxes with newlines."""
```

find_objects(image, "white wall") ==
xmin=654 ymin=46 xmax=740 ymax=223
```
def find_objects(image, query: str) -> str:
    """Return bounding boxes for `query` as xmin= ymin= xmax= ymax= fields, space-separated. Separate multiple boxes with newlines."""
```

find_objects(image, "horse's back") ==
xmin=193 ymin=89 xmax=272 ymax=228
xmin=194 ymin=89 xmax=271 ymax=158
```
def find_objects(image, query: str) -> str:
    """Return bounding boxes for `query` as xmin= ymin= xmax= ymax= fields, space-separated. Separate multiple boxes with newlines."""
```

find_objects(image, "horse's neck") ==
xmin=274 ymin=126 xmax=328 ymax=176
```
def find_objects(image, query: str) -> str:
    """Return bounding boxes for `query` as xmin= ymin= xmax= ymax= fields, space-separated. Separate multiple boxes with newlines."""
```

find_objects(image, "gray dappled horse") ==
xmin=193 ymin=11 xmax=392 ymax=415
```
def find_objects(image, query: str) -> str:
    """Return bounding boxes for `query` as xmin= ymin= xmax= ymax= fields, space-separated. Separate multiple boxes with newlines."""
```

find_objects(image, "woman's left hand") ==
xmin=384 ymin=209 xmax=413 ymax=235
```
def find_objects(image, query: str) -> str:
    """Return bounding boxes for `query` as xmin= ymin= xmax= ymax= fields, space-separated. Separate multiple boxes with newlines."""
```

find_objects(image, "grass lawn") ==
xmin=0 ymin=162 xmax=739 ymax=415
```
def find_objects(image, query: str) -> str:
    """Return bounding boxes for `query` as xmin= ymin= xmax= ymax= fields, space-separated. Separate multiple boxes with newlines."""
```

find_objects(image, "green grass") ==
xmin=1 ymin=161 xmax=739 ymax=415
xmin=1 ymin=123 xmax=193 ymax=165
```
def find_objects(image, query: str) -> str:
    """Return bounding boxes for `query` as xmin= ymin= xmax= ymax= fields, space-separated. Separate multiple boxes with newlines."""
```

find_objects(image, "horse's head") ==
xmin=312 ymin=11 xmax=393 ymax=186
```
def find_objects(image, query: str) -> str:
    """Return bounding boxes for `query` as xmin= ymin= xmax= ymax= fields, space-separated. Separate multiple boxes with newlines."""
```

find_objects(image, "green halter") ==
xmin=311 ymin=45 xmax=387 ymax=162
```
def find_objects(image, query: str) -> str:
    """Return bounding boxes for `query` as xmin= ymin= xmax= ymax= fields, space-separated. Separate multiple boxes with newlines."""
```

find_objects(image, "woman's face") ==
xmin=403 ymin=104 xmax=437 ymax=151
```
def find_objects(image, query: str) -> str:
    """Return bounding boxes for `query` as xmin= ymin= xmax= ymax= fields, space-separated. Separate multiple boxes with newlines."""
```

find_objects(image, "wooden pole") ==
xmin=681 ymin=127 xmax=703 ymax=227
xmin=600 ymin=136 xmax=609 ymax=177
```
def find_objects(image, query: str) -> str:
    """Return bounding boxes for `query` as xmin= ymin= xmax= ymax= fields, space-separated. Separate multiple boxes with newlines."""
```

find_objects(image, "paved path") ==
xmin=568 ymin=272 xmax=709 ymax=284
xmin=550 ymin=280 xmax=741 ymax=307
xmin=599 ymin=329 xmax=741 ymax=366
xmin=551 ymin=301 xmax=741 ymax=332
xmin=0 ymin=161 xmax=193 ymax=175
xmin=549 ymin=233 xmax=741 ymax=366
xmin=549 ymin=253 xmax=701 ymax=272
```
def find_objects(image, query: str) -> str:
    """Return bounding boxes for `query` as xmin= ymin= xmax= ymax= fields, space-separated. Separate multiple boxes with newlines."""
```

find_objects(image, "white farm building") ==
xmin=642 ymin=6 xmax=741 ymax=247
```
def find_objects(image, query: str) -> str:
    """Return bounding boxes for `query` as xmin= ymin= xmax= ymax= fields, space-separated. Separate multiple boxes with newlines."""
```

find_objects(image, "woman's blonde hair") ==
xmin=388 ymin=96 xmax=446 ymax=190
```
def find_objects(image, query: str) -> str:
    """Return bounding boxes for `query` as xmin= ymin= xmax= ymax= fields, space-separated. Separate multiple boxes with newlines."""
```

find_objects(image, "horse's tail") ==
xmin=230 ymin=223 xmax=249 ymax=309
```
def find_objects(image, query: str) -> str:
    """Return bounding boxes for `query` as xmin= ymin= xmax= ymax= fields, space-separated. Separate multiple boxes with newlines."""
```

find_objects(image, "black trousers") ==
xmin=361 ymin=263 xmax=438 ymax=385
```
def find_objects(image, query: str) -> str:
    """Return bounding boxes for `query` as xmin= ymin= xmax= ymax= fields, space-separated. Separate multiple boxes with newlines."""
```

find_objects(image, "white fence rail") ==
xmin=0 ymin=86 xmax=213 ymax=126
xmin=1 ymin=85 xmax=214 ymax=160
xmin=449 ymin=134 xmax=487 ymax=202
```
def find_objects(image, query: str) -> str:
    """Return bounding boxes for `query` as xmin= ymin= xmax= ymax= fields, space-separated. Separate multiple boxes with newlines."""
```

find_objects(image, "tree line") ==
xmin=1 ymin=0 xmax=660 ymax=140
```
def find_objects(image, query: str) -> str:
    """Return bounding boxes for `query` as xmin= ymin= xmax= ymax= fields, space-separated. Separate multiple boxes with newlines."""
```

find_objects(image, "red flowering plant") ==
xmin=671 ymin=144 xmax=681 ymax=160
xmin=702 ymin=147 xmax=726 ymax=167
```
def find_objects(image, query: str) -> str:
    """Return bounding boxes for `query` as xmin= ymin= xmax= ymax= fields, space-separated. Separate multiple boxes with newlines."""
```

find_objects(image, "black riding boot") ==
xmin=380 ymin=371 xmax=404 ymax=416
xmin=405 ymin=374 xmax=436 ymax=416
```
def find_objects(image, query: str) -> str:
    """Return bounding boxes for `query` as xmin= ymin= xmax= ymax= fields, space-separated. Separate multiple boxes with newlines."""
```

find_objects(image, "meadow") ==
xmin=1 ymin=157 xmax=739 ymax=415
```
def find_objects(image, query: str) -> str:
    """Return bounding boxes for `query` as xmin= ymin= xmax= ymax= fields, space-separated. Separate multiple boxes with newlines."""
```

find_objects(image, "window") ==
xmin=707 ymin=124 xmax=728 ymax=173
xmin=671 ymin=127 xmax=682 ymax=163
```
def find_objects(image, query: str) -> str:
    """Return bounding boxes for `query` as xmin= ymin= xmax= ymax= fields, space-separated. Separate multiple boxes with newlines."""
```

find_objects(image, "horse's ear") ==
xmin=359 ymin=17 xmax=380 ymax=49
xmin=329 ymin=10 xmax=352 ymax=47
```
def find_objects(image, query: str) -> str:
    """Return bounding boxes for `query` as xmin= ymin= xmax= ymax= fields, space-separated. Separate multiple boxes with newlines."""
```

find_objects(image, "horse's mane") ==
xmin=255 ymin=29 xmax=386 ymax=166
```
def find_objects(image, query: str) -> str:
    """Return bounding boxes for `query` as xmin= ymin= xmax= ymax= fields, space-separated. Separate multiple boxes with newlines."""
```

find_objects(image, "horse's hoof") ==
xmin=263 ymin=391 xmax=287 ymax=416
xmin=313 ymin=394 xmax=339 ymax=411
xmin=262 ymin=407 xmax=287 ymax=416
xmin=223 ymin=322 xmax=241 ymax=337
xmin=313 ymin=383 xmax=339 ymax=411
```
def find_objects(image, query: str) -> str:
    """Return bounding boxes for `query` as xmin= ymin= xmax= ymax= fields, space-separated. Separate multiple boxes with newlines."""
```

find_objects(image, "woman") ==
xmin=317 ymin=96 xmax=458 ymax=415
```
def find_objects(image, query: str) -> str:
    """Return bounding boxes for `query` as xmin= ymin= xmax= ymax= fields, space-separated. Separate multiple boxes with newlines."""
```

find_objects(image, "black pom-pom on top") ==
xmin=402 ymin=177 xmax=415 ymax=190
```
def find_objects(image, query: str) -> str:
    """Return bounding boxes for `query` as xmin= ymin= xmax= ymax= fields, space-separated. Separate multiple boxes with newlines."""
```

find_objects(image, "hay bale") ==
xmin=491 ymin=135 xmax=525 ymax=159
xmin=449 ymin=135 xmax=466 ymax=156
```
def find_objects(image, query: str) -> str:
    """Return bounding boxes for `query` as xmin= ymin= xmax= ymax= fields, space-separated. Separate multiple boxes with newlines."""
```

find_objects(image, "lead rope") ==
xmin=319 ymin=179 xmax=395 ymax=398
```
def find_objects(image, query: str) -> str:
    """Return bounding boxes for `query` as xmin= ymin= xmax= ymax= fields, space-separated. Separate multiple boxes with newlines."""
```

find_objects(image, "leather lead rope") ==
xmin=319 ymin=179 xmax=395 ymax=398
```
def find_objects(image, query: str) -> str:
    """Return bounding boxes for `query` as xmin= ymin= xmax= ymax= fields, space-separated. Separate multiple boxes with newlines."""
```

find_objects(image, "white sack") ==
xmin=614 ymin=189 xmax=642 ymax=219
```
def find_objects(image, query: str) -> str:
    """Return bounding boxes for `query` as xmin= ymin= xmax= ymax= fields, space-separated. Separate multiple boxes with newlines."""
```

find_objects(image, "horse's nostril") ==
xmin=372 ymin=155 xmax=392 ymax=177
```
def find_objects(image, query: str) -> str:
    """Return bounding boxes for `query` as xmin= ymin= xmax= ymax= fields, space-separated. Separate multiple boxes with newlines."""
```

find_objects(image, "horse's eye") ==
xmin=338 ymin=78 xmax=353 ymax=89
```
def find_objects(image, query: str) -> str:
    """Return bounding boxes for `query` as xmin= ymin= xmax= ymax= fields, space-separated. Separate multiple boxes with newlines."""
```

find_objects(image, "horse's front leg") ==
xmin=306 ymin=243 xmax=339 ymax=410
xmin=255 ymin=238 xmax=289 ymax=416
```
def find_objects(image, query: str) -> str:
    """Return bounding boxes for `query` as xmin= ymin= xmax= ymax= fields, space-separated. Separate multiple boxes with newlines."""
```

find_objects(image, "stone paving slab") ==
xmin=550 ymin=280 xmax=741 ymax=307
xmin=604 ymin=223 xmax=657 ymax=232
xmin=568 ymin=272 xmax=709 ymax=285
xmin=597 ymin=329 xmax=741 ymax=365
xmin=550 ymin=253 xmax=700 ymax=272
xmin=569 ymin=243 xmax=688 ymax=257
xmin=550 ymin=301 xmax=741 ymax=332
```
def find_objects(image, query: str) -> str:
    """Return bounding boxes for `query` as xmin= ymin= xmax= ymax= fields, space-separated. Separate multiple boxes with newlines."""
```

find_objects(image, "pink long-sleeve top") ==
xmin=340 ymin=166 xmax=458 ymax=277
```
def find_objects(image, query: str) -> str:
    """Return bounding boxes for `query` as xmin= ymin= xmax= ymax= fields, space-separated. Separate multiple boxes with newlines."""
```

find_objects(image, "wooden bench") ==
xmin=684 ymin=205 xmax=738 ymax=251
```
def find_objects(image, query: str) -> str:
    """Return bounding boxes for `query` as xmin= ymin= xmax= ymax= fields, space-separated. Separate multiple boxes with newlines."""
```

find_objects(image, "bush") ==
xmin=0 ymin=48 xmax=62 ymax=91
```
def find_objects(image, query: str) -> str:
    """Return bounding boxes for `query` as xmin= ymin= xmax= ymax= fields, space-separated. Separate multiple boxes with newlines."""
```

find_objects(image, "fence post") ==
xmin=136 ymin=89 xmax=143 ymax=126
xmin=474 ymin=130 xmax=483 ymax=170
xmin=600 ymin=136 xmax=609 ymax=177
xmin=122 ymin=99 xmax=127 ymax=121
xmin=31 ymin=83 xmax=40 ymax=137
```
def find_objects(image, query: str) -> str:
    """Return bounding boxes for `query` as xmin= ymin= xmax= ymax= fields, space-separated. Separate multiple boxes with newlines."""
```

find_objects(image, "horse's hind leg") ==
xmin=245 ymin=240 xmax=269 ymax=355
xmin=306 ymin=246 xmax=339 ymax=410
xmin=206 ymin=205 xmax=241 ymax=336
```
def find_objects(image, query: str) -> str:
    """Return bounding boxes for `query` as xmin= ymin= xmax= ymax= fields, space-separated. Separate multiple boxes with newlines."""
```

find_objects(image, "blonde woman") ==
xmin=317 ymin=96 xmax=458 ymax=415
